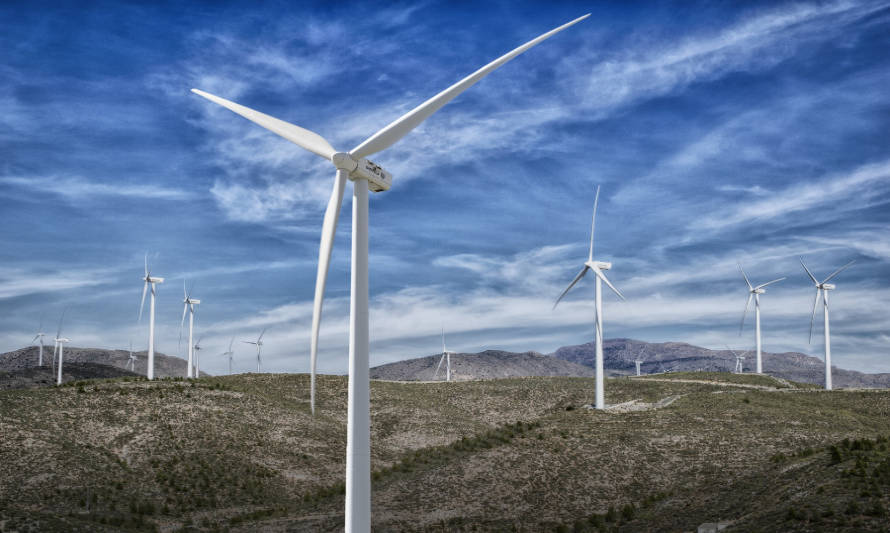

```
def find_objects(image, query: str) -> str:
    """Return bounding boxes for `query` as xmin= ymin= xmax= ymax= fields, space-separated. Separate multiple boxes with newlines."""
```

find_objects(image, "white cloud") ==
xmin=0 ymin=175 xmax=194 ymax=201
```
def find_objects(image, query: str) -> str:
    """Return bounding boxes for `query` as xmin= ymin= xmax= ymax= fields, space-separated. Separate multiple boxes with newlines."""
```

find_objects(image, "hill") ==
xmin=369 ymin=349 xmax=596 ymax=381
xmin=0 ymin=346 xmax=202 ymax=383
xmin=1 ymin=372 xmax=888 ymax=531
xmin=0 ymin=362 xmax=140 ymax=390
xmin=553 ymin=338 xmax=890 ymax=388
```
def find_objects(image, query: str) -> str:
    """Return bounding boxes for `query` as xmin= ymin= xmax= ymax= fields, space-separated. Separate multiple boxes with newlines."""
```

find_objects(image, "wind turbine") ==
xmin=138 ymin=254 xmax=164 ymax=380
xmin=179 ymin=282 xmax=201 ymax=378
xmin=32 ymin=314 xmax=46 ymax=366
xmin=553 ymin=185 xmax=624 ymax=410
xmin=633 ymin=357 xmax=644 ymax=377
xmin=193 ymin=335 xmax=203 ymax=377
xmin=221 ymin=337 xmax=235 ymax=375
xmin=127 ymin=341 xmax=138 ymax=372
xmin=433 ymin=329 xmax=454 ymax=382
xmin=53 ymin=310 xmax=69 ymax=386
xmin=725 ymin=346 xmax=747 ymax=374
xmin=191 ymin=15 xmax=588 ymax=532
xmin=801 ymin=257 xmax=855 ymax=391
xmin=738 ymin=264 xmax=785 ymax=374
xmin=242 ymin=328 xmax=266 ymax=373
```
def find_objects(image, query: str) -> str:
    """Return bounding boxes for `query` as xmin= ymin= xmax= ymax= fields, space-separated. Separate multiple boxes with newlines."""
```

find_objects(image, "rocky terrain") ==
xmin=0 ymin=372 xmax=888 ymax=531
xmin=0 ymin=362 xmax=139 ymax=390
xmin=553 ymin=338 xmax=890 ymax=388
xmin=0 ymin=346 xmax=203 ymax=384
xmin=370 ymin=349 xmax=596 ymax=381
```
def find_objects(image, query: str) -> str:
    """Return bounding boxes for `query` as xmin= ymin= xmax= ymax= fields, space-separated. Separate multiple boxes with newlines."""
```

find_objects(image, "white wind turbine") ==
xmin=138 ymin=254 xmax=164 ymax=380
xmin=725 ymin=346 xmax=748 ymax=374
xmin=553 ymin=185 xmax=624 ymax=410
xmin=220 ymin=337 xmax=235 ymax=375
xmin=193 ymin=335 xmax=203 ymax=376
xmin=127 ymin=341 xmax=138 ymax=372
xmin=801 ymin=257 xmax=855 ymax=391
xmin=53 ymin=310 xmax=70 ymax=386
xmin=433 ymin=329 xmax=454 ymax=382
xmin=191 ymin=15 xmax=588 ymax=532
xmin=179 ymin=282 xmax=201 ymax=378
xmin=738 ymin=264 xmax=785 ymax=374
xmin=242 ymin=328 xmax=266 ymax=373
xmin=633 ymin=357 xmax=644 ymax=377
xmin=32 ymin=314 xmax=46 ymax=366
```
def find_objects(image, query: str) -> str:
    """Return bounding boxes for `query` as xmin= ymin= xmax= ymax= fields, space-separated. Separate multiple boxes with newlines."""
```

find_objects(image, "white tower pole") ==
xmin=148 ymin=284 xmax=156 ymax=380
xmin=187 ymin=307 xmax=194 ymax=378
xmin=635 ymin=360 xmax=641 ymax=376
xmin=38 ymin=339 xmax=43 ymax=366
xmin=754 ymin=293 xmax=762 ymax=374
xmin=594 ymin=275 xmax=605 ymax=410
xmin=823 ymin=289 xmax=832 ymax=391
xmin=56 ymin=343 xmax=64 ymax=385
xmin=345 ymin=177 xmax=371 ymax=533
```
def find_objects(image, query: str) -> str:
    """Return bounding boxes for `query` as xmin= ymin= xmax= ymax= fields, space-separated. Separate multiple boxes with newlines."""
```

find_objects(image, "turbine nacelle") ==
xmin=331 ymin=152 xmax=392 ymax=192
xmin=750 ymin=288 xmax=766 ymax=295
xmin=144 ymin=276 xmax=165 ymax=284
xmin=185 ymin=298 xmax=201 ymax=304
xmin=585 ymin=260 xmax=612 ymax=271
xmin=820 ymin=283 xmax=836 ymax=291
xmin=55 ymin=338 xmax=70 ymax=343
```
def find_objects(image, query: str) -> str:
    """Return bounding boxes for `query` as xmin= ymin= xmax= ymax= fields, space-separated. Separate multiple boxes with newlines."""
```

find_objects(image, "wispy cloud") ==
xmin=0 ymin=266 xmax=111 ymax=300
xmin=0 ymin=175 xmax=194 ymax=201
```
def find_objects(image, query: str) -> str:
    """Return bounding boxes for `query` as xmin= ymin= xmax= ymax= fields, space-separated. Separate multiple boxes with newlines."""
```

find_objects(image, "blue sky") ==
xmin=2 ymin=0 xmax=889 ymax=375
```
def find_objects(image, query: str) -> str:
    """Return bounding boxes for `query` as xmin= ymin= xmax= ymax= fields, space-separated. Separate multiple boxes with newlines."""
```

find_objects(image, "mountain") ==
xmin=1 ymin=373 xmax=889 ymax=531
xmin=0 ymin=362 xmax=140 ymax=390
xmin=552 ymin=338 xmax=890 ymax=388
xmin=0 ymin=346 xmax=200 ymax=382
xmin=370 ymin=349 xmax=596 ymax=381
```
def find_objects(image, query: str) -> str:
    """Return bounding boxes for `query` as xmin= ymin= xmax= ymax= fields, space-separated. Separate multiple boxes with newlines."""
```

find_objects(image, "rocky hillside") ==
xmin=0 ymin=346 xmax=200 ymax=381
xmin=0 ymin=362 xmax=140 ymax=390
xmin=370 ymin=349 xmax=596 ymax=381
xmin=552 ymin=338 xmax=890 ymax=388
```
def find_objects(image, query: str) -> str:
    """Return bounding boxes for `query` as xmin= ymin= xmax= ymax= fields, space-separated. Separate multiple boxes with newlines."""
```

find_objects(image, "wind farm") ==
xmin=1 ymin=1 xmax=889 ymax=532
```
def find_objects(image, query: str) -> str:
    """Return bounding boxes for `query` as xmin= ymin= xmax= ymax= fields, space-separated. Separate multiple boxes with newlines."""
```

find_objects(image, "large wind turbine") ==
xmin=242 ymin=328 xmax=266 ymax=373
xmin=553 ymin=185 xmax=624 ymax=410
xmin=801 ymin=258 xmax=855 ymax=391
xmin=738 ymin=264 xmax=785 ymax=374
xmin=32 ymin=315 xmax=46 ymax=366
xmin=179 ymin=282 xmax=201 ymax=378
xmin=138 ymin=254 xmax=164 ymax=380
xmin=191 ymin=15 xmax=588 ymax=532
xmin=221 ymin=337 xmax=235 ymax=375
xmin=53 ymin=310 xmax=69 ymax=386
xmin=433 ymin=329 xmax=454 ymax=382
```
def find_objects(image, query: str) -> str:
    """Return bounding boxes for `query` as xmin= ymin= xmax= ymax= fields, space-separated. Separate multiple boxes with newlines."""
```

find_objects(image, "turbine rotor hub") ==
xmin=331 ymin=152 xmax=392 ymax=192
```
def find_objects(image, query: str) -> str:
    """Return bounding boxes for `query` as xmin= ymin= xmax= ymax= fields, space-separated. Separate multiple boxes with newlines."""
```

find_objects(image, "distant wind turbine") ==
xmin=738 ymin=264 xmax=785 ymax=374
xmin=221 ymin=337 xmax=235 ymax=375
xmin=32 ymin=314 xmax=46 ymax=366
xmin=53 ymin=309 xmax=69 ymax=386
xmin=191 ymin=14 xmax=589 ymax=532
xmin=433 ymin=329 xmax=454 ymax=382
xmin=138 ymin=254 xmax=164 ymax=380
xmin=242 ymin=328 xmax=266 ymax=373
xmin=127 ymin=341 xmax=137 ymax=372
xmin=725 ymin=346 xmax=748 ymax=374
xmin=633 ymin=357 xmax=644 ymax=377
xmin=193 ymin=335 xmax=203 ymax=376
xmin=554 ymin=185 xmax=624 ymax=410
xmin=179 ymin=282 xmax=201 ymax=378
xmin=801 ymin=257 xmax=855 ymax=391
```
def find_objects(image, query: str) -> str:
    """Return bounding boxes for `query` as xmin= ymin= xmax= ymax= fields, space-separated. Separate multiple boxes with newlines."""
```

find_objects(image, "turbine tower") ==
xmin=433 ymin=329 xmax=454 ymax=382
xmin=634 ymin=358 xmax=644 ymax=377
xmin=179 ymin=282 xmax=201 ymax=378
xmin=738 ymin=264 xmax=785 ymax=374
xmin=221 ymin=337 xmax=235 ymax=375
xmin=242 ymin=328 xmax=266 ymax=373
xmin=32 ymin=315 xmax=46 ymax=366
xmin=801 ymin=257 xmax=855 ymax=391
xmin=53 ymin=310 xmax=69 ymax=386
xmin=127 ymin=341 xmax=137 ymax=372
xmin=553 ymin=185 xmax=625 ymax=410
xmin=193 ymin=336 xmax=203 ymax=376
xmin=191 ymin=15 xmax=588 ymax=533
xmin=138 ymin=254 xmax=164 ymax=380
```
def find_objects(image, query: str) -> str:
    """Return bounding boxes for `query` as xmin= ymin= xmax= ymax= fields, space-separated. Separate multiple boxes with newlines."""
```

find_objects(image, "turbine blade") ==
xmin=183 ymin=279 xmax=187 ymax=300
xmin=190 ymin=89 xmax=337 ymax=161
xmin=739 ymin=293 xmax=753 ymax=335
xmin=179 ymin=302 xmax=188 ymax=350
xmin=799 ymin=257 xmax=818 ymax=285
xmin=754 ymin=277 xmax=786 ymax=290
xmin=349 ymin=14 xmax=590 ymax=159
xmin=257 ymin=327 xmax=267 ymax=343
xmin=310 ymin=171 xmax=348 ymax=415
xmin=138 ymin=281 xmax=148 ymax=323
xmin=588 ymin=185 xmax=599 ymax=262
xmin=553 ymin=266 xmax=589 ymax=309
xmin=822 ymin=260 xmax=855 ymax=284
xmin=433 ymin=352 xmax=446 ymax=380
xmin=57 ymin=307 xmax=67 ymax=338
xmin=441 ymin=327 xmax=446 ymax=355
xmin=144 ymin=252 xmax=149 ymax=278
xmin=591 ymin=265 xmax=625 ymax=300
xmin=738 ymin=264 xmax=753 ymax=290
xmin=809 ymin=288 xmax=820 ymax=343
xmin=228 ymin=336 xmax=234 ymax=352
